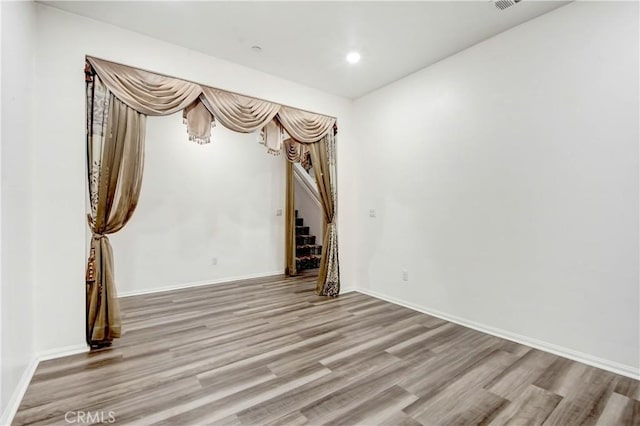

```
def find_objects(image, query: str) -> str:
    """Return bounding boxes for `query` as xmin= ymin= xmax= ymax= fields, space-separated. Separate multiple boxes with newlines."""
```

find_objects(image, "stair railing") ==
xmin=293 ymin=162 xmax=321 ymax=208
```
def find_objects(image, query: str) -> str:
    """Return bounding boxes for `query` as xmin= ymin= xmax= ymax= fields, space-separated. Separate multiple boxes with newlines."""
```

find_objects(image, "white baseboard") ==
xmin=118 ymin=270 xmax=285 ymax=298
xmin=355 ymin=288 xmax=640 ymax=380
xmin=120 ymin=274 xmax=357 ymax=299
xmin=0 ymin=357 xmax=38 ymax=426
xmin=0 ymin=344 xmax=88 ymax=425
xmin=37 ymin=344 xmax=88 ymax=362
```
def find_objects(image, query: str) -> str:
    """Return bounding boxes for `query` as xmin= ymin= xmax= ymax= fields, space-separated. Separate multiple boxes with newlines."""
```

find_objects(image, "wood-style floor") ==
xmin=14 ymin=273 xmax=640 ymax=425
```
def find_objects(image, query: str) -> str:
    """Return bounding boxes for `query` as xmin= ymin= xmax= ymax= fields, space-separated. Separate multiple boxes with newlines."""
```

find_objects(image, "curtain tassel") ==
xmin=188 ymin=134 xmax=211 ymax=145
xmin=85 ymin=245 xmax=97 ymax=284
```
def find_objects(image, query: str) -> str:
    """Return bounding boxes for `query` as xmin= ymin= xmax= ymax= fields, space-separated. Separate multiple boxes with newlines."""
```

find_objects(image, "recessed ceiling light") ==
xmin=346 ymin=51 xmax=361 ymax=64
xmin=251 ymin=45 xmax=262 ymax=53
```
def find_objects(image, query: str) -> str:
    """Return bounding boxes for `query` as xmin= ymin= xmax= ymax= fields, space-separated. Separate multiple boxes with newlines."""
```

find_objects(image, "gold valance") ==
xmin=200 ymin=87 xmax=280 ymax=133
xmin=88 ymin=57 xmax=201 ymax=116
xmin=86 ymin=56 xmax=336 ymax=147
xmin=278 ymin=106 xmax=335 ymax=144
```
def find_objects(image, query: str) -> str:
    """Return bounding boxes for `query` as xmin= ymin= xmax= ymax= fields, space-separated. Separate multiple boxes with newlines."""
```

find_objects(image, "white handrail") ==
xmin=293 ymin=163 xmax=321 ymax=207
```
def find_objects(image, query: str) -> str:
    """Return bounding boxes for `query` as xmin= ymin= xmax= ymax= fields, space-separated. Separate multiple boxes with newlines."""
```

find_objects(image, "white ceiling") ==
xmin=44 ymin=1 xmax=569 ymax=99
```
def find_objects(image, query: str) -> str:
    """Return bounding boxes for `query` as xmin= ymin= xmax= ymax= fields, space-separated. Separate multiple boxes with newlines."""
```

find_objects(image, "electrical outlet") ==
xmin=369 ymin=209 xmax=376 ymax=218
xmin=211 ymin=257 xmax=218 ymax=266
xmin=402 ymin=270 xmax=408 ymax=281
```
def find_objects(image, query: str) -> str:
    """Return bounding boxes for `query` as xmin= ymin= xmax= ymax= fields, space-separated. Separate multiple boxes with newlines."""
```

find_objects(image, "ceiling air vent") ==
xmin=494 ymin=0 xmax=522 ymax=11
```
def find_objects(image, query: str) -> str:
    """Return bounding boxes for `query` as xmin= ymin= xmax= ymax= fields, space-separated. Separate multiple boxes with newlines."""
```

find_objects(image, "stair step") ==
xmin=296 ymin=255 xmax=321 ymax=271
xmin=295 ymin=244 xmax=322 ymax=257
xmin=295 ymin=235 xmax=316 ymax=245
xmin=293 ymin=212 xmax=319 ymax=270
xmin=295 ymin=226 xmax=310 ymax=236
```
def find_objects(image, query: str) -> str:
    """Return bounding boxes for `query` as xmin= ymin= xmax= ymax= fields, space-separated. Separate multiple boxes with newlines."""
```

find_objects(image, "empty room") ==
xmin=1 ymin=0 xmax=638 ymax=425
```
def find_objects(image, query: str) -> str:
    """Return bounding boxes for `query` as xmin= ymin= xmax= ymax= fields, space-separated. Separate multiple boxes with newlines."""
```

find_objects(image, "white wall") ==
xmin=1 ymin=0 xmax=37 ymax=417
xmin=32 ymin=3 xmax=356 ymax=354
xmin=111 ymin=119 xmax=286 ymax=295
xmin=14 ymin=0 xmax=637 ymax=411
xmin=354 ymin=1 xmax=639 ymax=374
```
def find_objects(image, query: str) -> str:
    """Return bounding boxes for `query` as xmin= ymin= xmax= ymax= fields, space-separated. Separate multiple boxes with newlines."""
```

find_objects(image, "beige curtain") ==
xmin=200 ymin=89 xmax=287 ymax=155
xmin=200 ymin=87 xmax=280 ymax=132
xmin=83 ymin=56 xmax=341 ymax=346
xmin=182 ymin=100 xmax=214 ymax=144
xmin=260 ymin=120 xmax=285 ymax=155
xmin=309 ymin=132 xmax=340 ymax=296
xmin=278 ymin=106 xmax=336 ymax=143
xmin=86 ymin=75 xmax=145 ymax=347
xmin=285 ymin=160 xmax=297 ymax=276
xmin=87 ymin=56 xmax=337 ymax=147
xmin=87 ymin=57 xmax=201 ymax=116
xmin=284 ymin=138 xmax=311 ymax=170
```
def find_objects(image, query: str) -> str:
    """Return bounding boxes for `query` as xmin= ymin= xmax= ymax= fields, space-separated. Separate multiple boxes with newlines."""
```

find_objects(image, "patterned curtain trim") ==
xmin=86 ymin=74 xmax=110 ymax=224
xmin=322 ymin=222 xmax=340 ymax=297
xmin=324 ymin=132 xmax=339 ymax=297
xmin=309 ymin=134 xmax=340 ymax=297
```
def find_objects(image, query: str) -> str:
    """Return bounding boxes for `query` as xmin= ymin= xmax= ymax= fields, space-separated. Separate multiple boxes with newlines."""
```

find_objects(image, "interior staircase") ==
xmin=295 ymin=210 xmax=322 ymax=271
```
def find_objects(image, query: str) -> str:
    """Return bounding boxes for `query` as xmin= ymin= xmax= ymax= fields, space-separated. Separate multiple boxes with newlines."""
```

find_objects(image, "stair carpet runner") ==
xmin=295 ymin=210 xmax=322 ymax=271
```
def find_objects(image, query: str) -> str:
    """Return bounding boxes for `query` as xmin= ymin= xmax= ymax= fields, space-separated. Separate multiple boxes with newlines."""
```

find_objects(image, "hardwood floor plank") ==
xmin=595 ymin=392 xmax=640 ymax=426
xmin=323 ymin=385 xmax=418 ymax=426
xmin=403 ymin=350 xmax=515 ymax=425
xmin=488 ymin=385 xmax=562 ymax=426
xmin=442 ymin=390 xmax=509 ymax=426
xmin=485 ymin=349 xmax=558 ymax=401
xmin=378 ymin=411 xmax=424 ymax=426
xmin=264 ymin=411 xmax=310 ymax=426
xmin=140 ymin=364 xmax=331 ymax=425
xmin=300 ymin=361 xmax=415 ymax=424
xmin=615 ymin=375 xmax=640 ymax=401
xmin=543 ymin=367 xmax=618 ymax=426
xmin=399 ymin=340 xmax=506 ymax=400
xmin=13 ymin=273 xmax=639 ymax=426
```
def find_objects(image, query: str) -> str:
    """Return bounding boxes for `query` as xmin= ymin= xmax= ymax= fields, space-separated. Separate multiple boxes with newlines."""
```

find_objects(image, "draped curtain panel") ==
xmin=84 ymin=56 xmax=341 ymax=346
xmin=86 ymin=73 xmax=145 ymax=347
xmin=284 ymin=138 xmax=312 ymax=170
xmin=309 ymin=133 xmax=340 ymax=296
xmin=285 ymin=160 xmax=297 ymax=276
